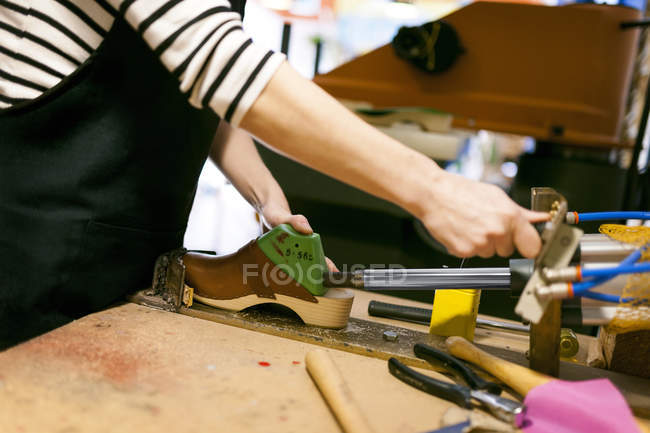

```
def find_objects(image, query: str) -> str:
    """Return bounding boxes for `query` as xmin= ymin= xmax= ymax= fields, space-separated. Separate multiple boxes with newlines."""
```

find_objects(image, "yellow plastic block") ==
xmin=429 ymin=289 xmax=481 ymax=341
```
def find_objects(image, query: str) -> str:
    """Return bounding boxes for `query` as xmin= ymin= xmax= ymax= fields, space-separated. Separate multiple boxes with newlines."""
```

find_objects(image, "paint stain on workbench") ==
xmin=258 ymin=361 xmax=271 ymax=367
xmin=15 ymin=321 xmax=154 ymax=387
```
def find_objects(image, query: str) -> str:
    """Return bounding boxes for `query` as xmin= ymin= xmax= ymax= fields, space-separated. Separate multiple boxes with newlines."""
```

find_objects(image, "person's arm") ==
xmin=209 ymin=121 xmax=309 ymax=232
xmin=106 ymin=0 xmax=285 ymax=125
xmin=240 ymin=62 xmax=547 ymax=258
xmin=106 ymin=0 xmax=544 ymax=257
xmin=209 ymin=122 xmax=338 ymax=270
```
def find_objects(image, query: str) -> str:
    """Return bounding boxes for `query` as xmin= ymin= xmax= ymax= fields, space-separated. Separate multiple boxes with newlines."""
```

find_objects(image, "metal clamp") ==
xmin=514 ymin=188 xmax=583 ymax=324
xmin=149 ymin=248 xmax=194 ymax=312
xmin=514 ymin=188 xmax=583 ymax=376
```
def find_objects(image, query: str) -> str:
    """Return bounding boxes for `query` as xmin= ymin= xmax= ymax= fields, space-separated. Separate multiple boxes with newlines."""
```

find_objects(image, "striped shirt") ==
xmin=0 ymin=0 xmax=284 ymax=125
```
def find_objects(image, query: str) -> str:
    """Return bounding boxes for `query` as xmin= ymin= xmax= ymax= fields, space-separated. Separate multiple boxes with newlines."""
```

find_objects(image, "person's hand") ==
xmin=419 ymin=172 xmax=549 ymax=258
xmin=260 ymin=202 xmax=339 ymax=272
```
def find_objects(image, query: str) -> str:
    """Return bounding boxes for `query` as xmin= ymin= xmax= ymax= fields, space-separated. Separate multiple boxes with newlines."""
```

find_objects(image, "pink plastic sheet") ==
xmin=515 ymin=379 xmax=640 ymax=433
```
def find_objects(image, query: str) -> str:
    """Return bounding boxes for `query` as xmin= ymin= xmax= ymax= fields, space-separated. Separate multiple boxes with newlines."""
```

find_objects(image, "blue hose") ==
xmin=581 ymin=263 xmax=650 ymax=279
xmin=580 ymin=291 xmax=621 ymax=303
xmin=577 ymin=211 xmax=650 ymax=222
xmin=572 ymin=247 xmax=645 ymax=299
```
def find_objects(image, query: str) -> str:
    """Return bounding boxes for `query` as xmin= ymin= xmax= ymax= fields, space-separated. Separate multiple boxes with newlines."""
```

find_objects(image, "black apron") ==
xmin=0 ymin=18 xmax=222 ymax=347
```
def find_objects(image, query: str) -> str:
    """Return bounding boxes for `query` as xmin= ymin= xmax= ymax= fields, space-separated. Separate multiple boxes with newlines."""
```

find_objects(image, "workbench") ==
xmin=1 ymin=291 xmax=648 ymax=432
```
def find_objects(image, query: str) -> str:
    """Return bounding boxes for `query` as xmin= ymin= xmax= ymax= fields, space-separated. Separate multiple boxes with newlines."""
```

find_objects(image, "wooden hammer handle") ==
xmin=306 ymin=350 xmax=376 ymax=433
xmin=446 ymin=336 xmax=551 ymax=396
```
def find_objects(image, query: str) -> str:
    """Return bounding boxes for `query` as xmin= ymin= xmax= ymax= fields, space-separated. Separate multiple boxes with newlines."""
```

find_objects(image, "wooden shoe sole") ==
xmin=193 ymin=288 xmax=354 ymax=329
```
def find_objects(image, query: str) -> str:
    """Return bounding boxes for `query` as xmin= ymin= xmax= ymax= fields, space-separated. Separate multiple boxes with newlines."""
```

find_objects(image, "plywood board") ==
xmin=0 ymin=303 xmax=468 ymax=433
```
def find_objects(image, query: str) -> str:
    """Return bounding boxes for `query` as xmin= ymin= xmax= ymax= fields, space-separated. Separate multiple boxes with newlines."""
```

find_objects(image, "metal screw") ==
xmin=383 ymin=330 xmax=399 ymax=342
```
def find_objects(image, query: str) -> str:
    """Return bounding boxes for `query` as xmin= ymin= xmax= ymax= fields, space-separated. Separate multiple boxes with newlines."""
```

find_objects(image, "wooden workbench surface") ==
xmin=0 ymin=302 xmax=463 ymax=433
xmin=0 ymin=291 xmax=647 ymax=432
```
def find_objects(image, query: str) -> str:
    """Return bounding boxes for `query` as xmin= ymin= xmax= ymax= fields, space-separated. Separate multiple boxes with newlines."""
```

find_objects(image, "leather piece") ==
xmin=183 ymin=241 xmax=318 ymax=303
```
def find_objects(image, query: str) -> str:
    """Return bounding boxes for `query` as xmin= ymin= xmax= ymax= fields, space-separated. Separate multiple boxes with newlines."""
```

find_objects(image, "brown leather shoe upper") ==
xmin=183 ymin=240 xmax=318 ymax=303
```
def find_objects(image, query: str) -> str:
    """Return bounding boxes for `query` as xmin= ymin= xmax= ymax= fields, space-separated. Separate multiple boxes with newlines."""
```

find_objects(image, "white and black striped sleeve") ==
xmin=0 ymin=0 xmax=114 ymax=109
xmin=107 ymin=0 xmax=285 ymax=126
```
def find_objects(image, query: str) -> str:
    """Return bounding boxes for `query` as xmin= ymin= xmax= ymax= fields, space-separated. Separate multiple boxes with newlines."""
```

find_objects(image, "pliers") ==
xmin=388 ymin=343 xmax=524 ymax=424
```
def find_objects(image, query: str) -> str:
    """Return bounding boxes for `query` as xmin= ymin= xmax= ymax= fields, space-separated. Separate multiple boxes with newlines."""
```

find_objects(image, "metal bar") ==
xmin=528 ymin=188 xmax=567 ymax=377
xmin=367 ymin=300 xmax=431 ymax=324
xmin=367 ymin=300 xmax=530 ymax=333
xmin=326 ymin=268 xmax=511 ymax=290
xmin=530 ymin=298 xmax=561 ymax=375
xmin=579 ymin=234 xmax=637 ymax=263
xmin=477 ymin=318 xmax=529 ymax=334
xmin=362 ymin=268 xmax=511 ymax=290
xmin=326 ymin=235 xmax=634 ymax=291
